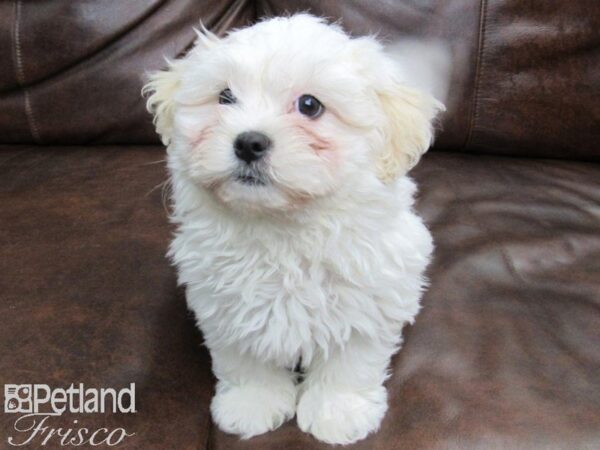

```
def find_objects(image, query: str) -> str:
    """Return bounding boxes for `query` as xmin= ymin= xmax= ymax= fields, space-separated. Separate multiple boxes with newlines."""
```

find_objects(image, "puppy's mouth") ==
xmin=233 ymin=166 xmax=268 ymax=186
xmin=236 ymin=174 xmax=265 ymax=186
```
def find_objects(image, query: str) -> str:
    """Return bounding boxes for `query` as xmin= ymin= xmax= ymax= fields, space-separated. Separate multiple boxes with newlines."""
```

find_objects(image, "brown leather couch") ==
xmin=1 ymin=1 xmax=598 ymax=449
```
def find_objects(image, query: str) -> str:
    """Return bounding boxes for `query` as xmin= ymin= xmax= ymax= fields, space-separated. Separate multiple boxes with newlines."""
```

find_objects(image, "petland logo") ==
xmin=4 ymin=383 xmax=136 ymax=447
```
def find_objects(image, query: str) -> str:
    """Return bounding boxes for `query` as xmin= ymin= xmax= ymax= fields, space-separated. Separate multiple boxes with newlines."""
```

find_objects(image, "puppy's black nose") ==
xmin=234 ymin=131 xmax=271 ymax=164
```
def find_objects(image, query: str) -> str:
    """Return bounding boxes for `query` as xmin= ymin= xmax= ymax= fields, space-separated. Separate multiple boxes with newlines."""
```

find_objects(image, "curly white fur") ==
xmin=144 ymin=14 xmax=443 ymax=445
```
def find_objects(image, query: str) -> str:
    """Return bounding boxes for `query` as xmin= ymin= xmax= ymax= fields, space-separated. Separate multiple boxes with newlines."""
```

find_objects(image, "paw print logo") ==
xmin=4 ymin=385 xmax=32 ymax=413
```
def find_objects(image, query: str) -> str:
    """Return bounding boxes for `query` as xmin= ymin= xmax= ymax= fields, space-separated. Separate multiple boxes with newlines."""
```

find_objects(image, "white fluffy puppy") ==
xmin=144 ymin=14 xmax=443 ymax=445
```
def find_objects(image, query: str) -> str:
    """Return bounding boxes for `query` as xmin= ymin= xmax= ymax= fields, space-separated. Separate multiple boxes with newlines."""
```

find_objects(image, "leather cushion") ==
xmin=0 ymin=146 xmax=213 ymax=448
xmin=1 ymin=148 xmax=599 ymax=448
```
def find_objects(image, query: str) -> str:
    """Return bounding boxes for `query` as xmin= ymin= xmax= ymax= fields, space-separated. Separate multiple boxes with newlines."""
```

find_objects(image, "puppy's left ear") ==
xmin=376 ymin=81 xmax=444 ymax=182
xmin=353 ymin=38 xmax=445 ymax=182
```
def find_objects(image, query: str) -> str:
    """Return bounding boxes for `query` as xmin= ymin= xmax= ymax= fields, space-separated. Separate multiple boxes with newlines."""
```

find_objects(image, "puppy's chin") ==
xmin=212 ymin=179 xmax=306 ymax=214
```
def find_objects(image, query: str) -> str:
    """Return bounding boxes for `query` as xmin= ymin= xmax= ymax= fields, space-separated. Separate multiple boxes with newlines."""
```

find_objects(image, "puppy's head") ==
xmin=144 ymin=14 xmax=443 ymax=213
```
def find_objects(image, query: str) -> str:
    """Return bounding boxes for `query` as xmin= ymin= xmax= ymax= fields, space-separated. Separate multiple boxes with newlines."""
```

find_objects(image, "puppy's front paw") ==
xmin=297 ymin=384 xmax=387 ymax=445
xmin=211 ymin=380 xmax=296 ymax=439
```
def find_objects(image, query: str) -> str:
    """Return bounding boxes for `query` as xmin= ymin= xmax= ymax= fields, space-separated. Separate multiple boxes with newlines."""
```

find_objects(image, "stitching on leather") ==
xmin=14 ymin=0 xmax=42 ymax=143
xmin=464 ymin=0 xmax=488 ymax=150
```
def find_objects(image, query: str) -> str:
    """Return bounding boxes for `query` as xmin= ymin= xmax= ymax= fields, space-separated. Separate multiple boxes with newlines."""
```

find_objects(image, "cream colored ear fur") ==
xmin=376 ymin=83 xmax=444 ymax=182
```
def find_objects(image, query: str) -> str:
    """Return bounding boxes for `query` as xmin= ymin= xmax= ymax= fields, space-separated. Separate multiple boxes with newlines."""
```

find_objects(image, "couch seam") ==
xmin=256 ymin=0 xmax=273 ymax=18
xmin=13 ymin=0 xmax=42 ymax=144
xmin=213 ymin=0 xmax=253 ymax=35
xmin=203 ymin=412 xmax=213 ymax=450
xmin=463 ymin=0 xmax=488 ymax=151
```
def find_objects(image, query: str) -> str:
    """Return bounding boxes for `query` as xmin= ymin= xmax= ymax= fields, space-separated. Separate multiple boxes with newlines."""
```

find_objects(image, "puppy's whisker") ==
xmin=146 ymin=179 xmax=167 ymax=196
xmin=160 ymin=178 xmax=173 ymax=216
xmin=146 ymin=179 xmax=173 ymax=219
xmin=140 ymin=159 xmax=167 ymax=166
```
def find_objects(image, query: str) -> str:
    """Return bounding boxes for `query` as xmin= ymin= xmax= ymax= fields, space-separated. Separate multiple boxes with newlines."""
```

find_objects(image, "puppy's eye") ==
xmin=218 ymin=88 xmax=236 ymax=105
xmin=297 ymin=94 xmax=324 ymax=119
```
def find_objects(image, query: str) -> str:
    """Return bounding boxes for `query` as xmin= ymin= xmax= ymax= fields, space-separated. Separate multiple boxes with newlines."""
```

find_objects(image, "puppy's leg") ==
xmin=209 ymin=346 xmax=297 ymax=439
xmin=297 ymin=335 xmax=395 ymax=444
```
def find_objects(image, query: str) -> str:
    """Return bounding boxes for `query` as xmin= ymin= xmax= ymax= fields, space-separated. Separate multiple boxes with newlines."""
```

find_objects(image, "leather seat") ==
xmin=1 ymin=147 xmax=598 ymax=448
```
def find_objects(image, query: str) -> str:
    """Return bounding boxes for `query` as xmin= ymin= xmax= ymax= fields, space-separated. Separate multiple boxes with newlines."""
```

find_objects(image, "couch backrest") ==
xmin=259 ymin=0 xmax=600 ymax=161
xmin=0 ymin=0 xmax=254 ymax=145
xmin=0 ymin=0 xmax=597 ymax=161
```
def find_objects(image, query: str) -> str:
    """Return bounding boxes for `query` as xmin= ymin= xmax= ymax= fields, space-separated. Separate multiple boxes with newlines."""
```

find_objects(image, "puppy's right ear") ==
xmin=143 ymin=61 xmax=182 ymax=145
xmin=143 ymin=24 xmax=219 ymax=145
